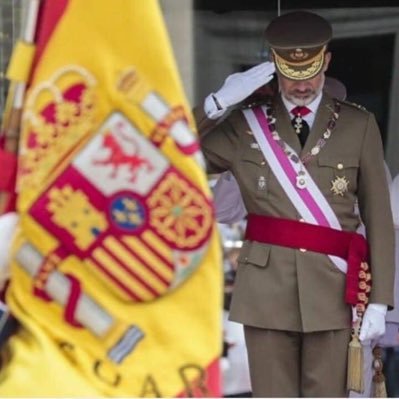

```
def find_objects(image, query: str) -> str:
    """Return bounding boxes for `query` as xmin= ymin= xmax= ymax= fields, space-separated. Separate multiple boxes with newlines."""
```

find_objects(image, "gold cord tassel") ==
xmin=372 ymin=346 xmax=387 ymax=398
xmin=347 ymin=317 xmax=364 ymax=393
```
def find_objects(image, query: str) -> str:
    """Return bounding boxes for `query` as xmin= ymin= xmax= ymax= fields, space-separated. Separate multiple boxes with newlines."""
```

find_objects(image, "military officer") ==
xmin=197 ymin=11 xmax=395 ymax=397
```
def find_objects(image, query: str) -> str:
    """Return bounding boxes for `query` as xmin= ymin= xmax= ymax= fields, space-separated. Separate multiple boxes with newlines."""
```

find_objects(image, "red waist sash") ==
xmin=245 ymin=214 xmax=370 ymax=306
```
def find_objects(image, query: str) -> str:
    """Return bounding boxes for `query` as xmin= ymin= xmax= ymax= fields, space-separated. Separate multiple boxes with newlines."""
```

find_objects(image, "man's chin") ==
xmin=290 ymin=96 xmax=315 ymax=106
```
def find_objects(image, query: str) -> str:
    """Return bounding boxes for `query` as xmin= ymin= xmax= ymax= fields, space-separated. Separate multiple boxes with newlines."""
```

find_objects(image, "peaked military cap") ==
xmin=265 ymin=11 xmax=332 ymax=81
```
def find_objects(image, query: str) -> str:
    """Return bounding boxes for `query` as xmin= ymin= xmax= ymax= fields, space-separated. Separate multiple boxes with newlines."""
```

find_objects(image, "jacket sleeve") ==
xmin=357 ymin=113 xmax=395 ymax=308
xmin=195 ymin=109 xmax=241 ymax=175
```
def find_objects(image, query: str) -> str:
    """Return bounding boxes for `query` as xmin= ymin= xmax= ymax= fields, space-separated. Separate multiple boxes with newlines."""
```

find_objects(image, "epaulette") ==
xmin=240 ymin=99 xmax=267 ymax=110
xmin=338 ymin=99 xmax=368 ymax=112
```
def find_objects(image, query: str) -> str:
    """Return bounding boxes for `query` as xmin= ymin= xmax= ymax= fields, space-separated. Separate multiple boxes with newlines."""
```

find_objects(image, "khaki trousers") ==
xmin=244 ymin=326 xmax=352 ymax=397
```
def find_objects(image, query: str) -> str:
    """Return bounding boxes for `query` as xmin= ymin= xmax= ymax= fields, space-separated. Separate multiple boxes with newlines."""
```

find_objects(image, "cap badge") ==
xmin=290 ymin=48 xmax=309 ymax=61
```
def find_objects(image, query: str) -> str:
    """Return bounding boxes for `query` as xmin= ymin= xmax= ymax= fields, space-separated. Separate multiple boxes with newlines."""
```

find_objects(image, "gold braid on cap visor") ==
xmin=272 ymin=46 xmax=326 ymax=80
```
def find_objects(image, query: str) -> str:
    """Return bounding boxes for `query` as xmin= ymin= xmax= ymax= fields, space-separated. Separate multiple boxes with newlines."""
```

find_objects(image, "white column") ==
xmin=386 ymin=31 xmax=399 ymax=178
xmin=160 ymin=0 xmax=194 ymax=104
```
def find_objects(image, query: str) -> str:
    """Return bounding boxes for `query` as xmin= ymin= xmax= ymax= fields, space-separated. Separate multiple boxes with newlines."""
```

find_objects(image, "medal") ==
xmin=293 ymin=115 xmax=303 ymax=134
xmin=296 ymin=171 xmax=307 ymax=189
xmin=257 ymin=176 xmax=266 ymax=190
xmin=261 ymin=100 xmax=341 ymax=192
xmin=331 ymin=176 xmax=349 ymax=196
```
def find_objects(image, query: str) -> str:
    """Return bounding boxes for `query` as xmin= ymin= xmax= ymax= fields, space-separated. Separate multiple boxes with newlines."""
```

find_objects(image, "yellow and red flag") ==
xmin=0 ymin=0 xmax=222 ymax=396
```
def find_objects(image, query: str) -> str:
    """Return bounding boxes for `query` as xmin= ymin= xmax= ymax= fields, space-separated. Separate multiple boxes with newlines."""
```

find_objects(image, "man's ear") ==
xmin=269 ymin=52 xmax=276 ymax=63
xmin=323 ymin=52 xmax=332 ymax=72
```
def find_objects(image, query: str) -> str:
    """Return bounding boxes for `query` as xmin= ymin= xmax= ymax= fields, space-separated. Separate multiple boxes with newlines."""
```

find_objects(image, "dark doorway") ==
xmin=328 ymin=34 xmax=395 ymax=146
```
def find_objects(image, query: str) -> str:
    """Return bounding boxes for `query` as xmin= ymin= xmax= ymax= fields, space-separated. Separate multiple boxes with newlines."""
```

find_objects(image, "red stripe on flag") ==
xmin=63 ymin=273 xmax=83 ymax=328
xmin=119 ymin=239 xmax=171 ymax=286
xmin=32 ymin=0 xmax=70 ymax=71
xmin=137 ymin=235 xmax=174 ymax=270
xmin=0 ymin=149 xmax=17 ymax=191
xmin=102 ymin=245 xmax=161 ymax=297
xmin=176 ymin=357 xmax=221 ymax=397
xmin=203 ymin=358 xmax=222 ymax=397
xmin=89 ymin=256 xmax=143 ymax=302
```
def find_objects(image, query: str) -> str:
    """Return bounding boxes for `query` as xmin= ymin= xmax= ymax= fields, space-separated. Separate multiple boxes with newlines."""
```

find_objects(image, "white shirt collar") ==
xmin=281 ymin=91 xmax=323 ymax=115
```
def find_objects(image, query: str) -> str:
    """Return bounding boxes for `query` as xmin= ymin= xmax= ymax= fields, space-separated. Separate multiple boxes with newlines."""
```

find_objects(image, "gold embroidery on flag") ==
xmin=117 ymin=68 xmax=150 ymax=103
xmin=150 ymin=105 xmax=188 ymax=146
xmin=47 ymin=185 xmax=108 ymax=250
xmin=19 ymin=67 xmax=98 ymax=192
xmin=147 ymin=172 xmax=212 ymax=249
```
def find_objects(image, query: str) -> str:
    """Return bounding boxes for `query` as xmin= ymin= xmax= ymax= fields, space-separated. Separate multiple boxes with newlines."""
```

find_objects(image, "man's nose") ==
xmin=294 ymin=81 xmax=310 ymax=91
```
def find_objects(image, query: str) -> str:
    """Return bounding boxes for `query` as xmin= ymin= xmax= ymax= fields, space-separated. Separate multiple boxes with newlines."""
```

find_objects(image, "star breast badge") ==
xmin=331 ymin=175 xmax=349 ymax=196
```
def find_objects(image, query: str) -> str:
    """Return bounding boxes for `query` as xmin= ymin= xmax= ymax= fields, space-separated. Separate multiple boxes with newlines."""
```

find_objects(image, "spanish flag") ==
xmin=0 ymin=0 xmax=222 ymax=396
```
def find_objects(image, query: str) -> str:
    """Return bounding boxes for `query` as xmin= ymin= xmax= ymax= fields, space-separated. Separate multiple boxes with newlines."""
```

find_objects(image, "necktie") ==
xmin=291 ymin=106 xmax=311 ymax=147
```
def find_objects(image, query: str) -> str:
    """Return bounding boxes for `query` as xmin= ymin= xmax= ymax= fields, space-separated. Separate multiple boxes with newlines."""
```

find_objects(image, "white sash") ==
xmin=242 ymin=106 xmax=347 ymax=274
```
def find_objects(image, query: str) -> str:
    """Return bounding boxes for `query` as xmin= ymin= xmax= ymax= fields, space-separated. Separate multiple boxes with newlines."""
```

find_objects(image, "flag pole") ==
xmin=0 ymin=0 xmax=41 ymax=213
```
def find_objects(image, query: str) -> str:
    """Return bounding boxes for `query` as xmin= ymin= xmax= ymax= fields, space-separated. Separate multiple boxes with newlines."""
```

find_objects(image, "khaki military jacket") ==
xmin=198 ymin=92 xmax=395 ymax=332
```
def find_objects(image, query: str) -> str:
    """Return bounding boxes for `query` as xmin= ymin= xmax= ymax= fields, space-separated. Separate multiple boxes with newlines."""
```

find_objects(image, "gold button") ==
xmin=337 ymin=163 xmax=344 ymax=170
xmin=260 ymin=161 xmax=266 ymax=166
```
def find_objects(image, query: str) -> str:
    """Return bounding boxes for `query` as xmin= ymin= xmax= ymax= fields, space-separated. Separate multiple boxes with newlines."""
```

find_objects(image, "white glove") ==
xmin=359 ymin=303 xmax=387 ymax=342
xmin=204 ymin=61 xmax=276 ymax=119
xmin=0 ymin=212 xmax=19 ymax=290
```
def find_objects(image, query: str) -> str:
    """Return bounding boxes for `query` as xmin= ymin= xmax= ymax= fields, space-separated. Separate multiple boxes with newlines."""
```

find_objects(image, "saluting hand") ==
xmin=204 ymin=61 xmax=276 ymax=120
